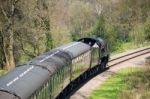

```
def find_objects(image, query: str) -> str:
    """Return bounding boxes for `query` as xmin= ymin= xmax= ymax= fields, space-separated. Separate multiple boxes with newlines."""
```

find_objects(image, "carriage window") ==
xmin=71 ymin=51 xmax=91 ymax=80
xmin=91 ymin=43 xmax=100 ymax=67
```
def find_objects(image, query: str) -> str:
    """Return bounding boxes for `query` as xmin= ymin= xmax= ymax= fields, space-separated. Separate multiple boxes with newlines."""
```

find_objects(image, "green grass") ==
xmin=119 ymin=67 xmax=150 ymax=99
xmin=89 ymin=67 xmax=143 ymax=99
xmin=111 ymin=41 xmax=150 ymax=55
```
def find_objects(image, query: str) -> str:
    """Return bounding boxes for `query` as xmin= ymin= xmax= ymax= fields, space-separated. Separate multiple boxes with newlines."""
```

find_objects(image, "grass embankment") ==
xmin=111 ymin=41 xmax=150 ymax=55
xmin=90 ymin=67 xmax=150 ymax=99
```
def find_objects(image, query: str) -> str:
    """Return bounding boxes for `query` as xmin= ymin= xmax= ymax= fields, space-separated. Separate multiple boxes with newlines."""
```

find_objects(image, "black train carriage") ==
xmin=0 ymin=36 xmax=109 ymax=99
xmin=78 ymin=36 xmax=109 ymax=69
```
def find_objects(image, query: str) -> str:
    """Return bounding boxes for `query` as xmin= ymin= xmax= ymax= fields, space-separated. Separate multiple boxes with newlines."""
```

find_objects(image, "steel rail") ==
xmin=109 ymin=47 xmax=150 ymax=62
xmin=109 ymin=47 xmax=150 ymax=67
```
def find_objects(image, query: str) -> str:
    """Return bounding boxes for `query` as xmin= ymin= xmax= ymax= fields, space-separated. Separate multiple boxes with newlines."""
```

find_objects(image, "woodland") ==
xmin=0 ymin=0 xmax=149 ymax=70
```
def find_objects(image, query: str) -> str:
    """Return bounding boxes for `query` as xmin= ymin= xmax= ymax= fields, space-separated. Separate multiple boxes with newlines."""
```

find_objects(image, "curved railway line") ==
xmin=69 ymin=46 xmax=150 ymax=99
xmin=109 ymin=46 xmax=150 ymax=67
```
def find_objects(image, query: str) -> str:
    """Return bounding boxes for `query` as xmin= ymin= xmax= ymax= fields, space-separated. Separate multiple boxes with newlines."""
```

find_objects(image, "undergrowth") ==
xmin=90 ymin=66 xmax=150 ymax=99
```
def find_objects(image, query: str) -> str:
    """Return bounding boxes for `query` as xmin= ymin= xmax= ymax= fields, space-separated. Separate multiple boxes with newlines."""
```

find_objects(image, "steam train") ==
xmin=0 ymin=36 xmax=109 ymax=99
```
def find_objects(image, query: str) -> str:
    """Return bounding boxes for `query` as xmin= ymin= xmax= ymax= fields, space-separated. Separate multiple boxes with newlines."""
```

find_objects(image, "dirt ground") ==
xmin=70 ymin=51 xmax=150 ymax=99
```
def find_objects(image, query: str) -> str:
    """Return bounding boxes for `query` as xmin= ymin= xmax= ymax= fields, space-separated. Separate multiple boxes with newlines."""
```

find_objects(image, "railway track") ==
xmin=68 ymin=46 xmax=150 ymax=99
xmin=108 ymin=46 xmax=150 ymax=67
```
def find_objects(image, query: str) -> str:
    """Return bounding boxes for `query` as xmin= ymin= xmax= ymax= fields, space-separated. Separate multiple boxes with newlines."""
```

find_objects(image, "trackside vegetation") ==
xmin=0 ymin=0 xmax=150 ymax=70
xmin=90 ymin=67 xmax=150 ymax=99
xmin=111 ymin=42 xmax=150 ymax=55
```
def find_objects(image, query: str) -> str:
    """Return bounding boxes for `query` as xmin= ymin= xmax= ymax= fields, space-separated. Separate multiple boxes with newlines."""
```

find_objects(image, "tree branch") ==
xmin=19 ymin=38 xmax=36 ymax=58
xmin=11 ymin=0 xmax=20 ymax=16
xmin=0 ymin=5 xmax=11 ymax=23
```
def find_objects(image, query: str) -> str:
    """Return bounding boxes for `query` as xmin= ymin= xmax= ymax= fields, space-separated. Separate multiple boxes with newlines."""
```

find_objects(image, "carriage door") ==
xmin=91 ymin=43 xmax=100 ymax=68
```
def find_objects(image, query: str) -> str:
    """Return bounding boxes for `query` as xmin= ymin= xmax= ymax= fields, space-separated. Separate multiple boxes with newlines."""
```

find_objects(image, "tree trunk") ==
xmin=2 ymin=24 xmax=15 ymax=70
xmin=0 ymin=0 xmax=18 ymax=70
